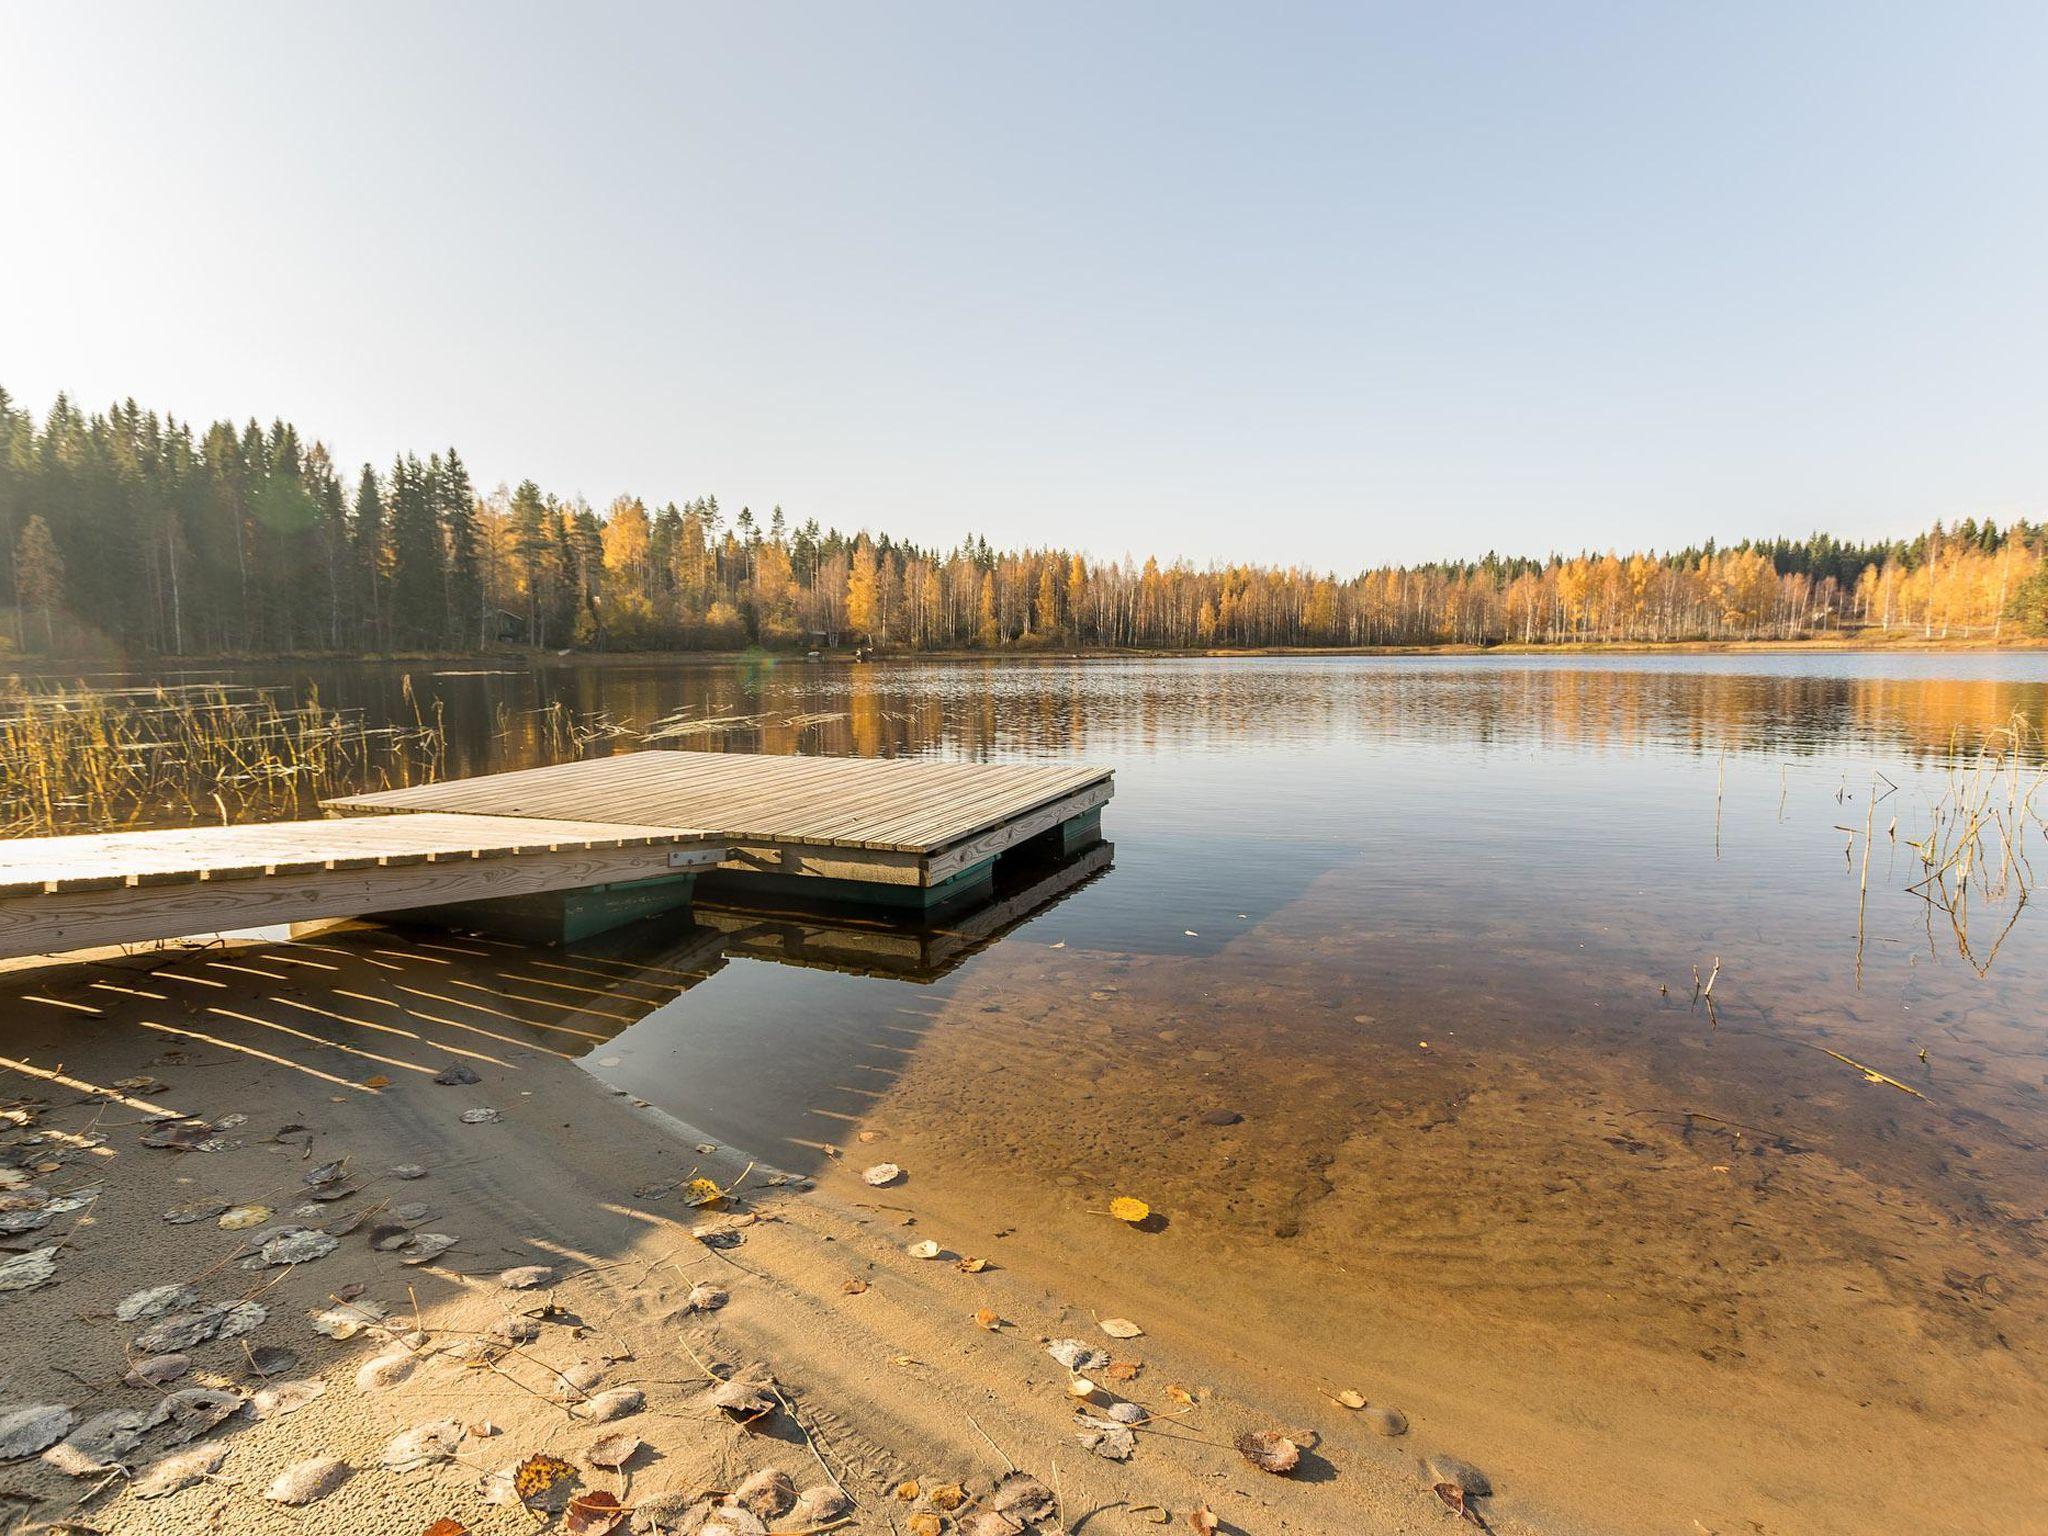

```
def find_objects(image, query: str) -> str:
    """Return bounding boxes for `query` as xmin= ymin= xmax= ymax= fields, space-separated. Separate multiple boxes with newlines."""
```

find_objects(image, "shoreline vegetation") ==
xmin=4 ymin=385 xmax=2048 ymax=662
xmin=5 ymin=631 xmax=2048 ymax=672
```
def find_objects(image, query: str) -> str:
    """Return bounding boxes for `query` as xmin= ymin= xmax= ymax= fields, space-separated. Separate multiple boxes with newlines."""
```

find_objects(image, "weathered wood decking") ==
xmin=0 ymin=751 xmax=1113 ymax=962
xmin=328 ymin=750 xmax=1114 ymax=901
xmin=0 ymin=814 xmax=723 ymax=961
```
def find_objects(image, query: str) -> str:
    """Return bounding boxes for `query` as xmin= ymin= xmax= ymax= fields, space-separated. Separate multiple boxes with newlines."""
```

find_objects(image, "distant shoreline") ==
xmin=4 ymin=630 xmax=2047 ymax=673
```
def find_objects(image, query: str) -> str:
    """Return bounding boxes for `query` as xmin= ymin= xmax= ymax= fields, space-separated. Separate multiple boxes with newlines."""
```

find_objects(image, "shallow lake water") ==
xmin=27 ymin=651 xmax=2048 ymax=1533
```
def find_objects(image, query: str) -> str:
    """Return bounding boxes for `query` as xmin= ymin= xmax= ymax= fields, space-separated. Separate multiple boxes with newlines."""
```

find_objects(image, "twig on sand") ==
xmin=771 ymin=1381 xmax=858 ymax=1511
xmin=967 ymin=1412 xmax=1017 ymax=1472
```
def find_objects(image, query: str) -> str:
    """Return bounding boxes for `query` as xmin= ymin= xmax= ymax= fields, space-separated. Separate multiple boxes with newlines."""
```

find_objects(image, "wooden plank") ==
xmin=0 ymin=839 xmax=725 ymax=963
xmin=922 ymin=780 xmax=1115 ymax=883
xmin=0 ymin=813 xmax=708 ymax=894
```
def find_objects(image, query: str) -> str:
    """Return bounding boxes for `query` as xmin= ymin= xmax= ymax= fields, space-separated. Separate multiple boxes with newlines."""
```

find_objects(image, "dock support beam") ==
xmin=369 ymin=872 xmax=700 ymax=945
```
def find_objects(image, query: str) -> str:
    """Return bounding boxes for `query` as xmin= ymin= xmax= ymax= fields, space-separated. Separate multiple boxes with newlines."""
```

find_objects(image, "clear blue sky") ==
xmin=3 ymin=3 xmax=2045 ymax=568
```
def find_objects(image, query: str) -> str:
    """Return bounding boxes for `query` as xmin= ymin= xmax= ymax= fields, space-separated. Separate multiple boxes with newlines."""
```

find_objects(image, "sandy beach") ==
xmin=0 ymin=924 xmax=1529 ymax=1536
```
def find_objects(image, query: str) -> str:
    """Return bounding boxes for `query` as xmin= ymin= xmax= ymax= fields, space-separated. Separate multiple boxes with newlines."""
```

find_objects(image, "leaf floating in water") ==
xmin=861 ymin=1163 xmax=902 ymax=1187
xmin=906 ymin=1240 xmax=942 ymax=1260
xmin=265 ymin=1454 xmax=352 ymax=1505
xmin=1098 ymin=1317 xmax=1144 ymax=1339
xmin=1107 ymin=1196 xmax=1150 ymax=1225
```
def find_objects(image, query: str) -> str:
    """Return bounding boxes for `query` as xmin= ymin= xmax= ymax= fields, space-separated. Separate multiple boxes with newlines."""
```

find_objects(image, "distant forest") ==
xmin=3 ymin=387 xmax=2045 ymax=657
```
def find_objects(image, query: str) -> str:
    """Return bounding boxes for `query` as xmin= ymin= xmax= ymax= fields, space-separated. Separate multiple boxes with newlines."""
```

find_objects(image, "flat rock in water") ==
xmin=1364 ymin=1405 xmax=1408 ymax=1437
xmin=1427 ymin=1453 xmax=1491 ymax=1497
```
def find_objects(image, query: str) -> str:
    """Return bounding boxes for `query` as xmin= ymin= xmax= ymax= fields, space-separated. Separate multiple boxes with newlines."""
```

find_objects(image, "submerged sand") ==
xmin=0 ymin=929 xmax=1536 ymax=1536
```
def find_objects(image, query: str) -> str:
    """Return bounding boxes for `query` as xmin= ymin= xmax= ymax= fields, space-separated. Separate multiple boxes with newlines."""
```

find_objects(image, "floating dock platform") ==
xmin=328 ymin=750 xmax=1114 ymax=913
xmin=0 ymin=751 xmax=1113 ymax=961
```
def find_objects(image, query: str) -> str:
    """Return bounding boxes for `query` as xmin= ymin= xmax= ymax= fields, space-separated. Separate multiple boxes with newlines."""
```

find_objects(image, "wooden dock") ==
xmin=328 ymin=750 xmax=1114 ymax=910
xmin=0 ymin=814 xmax=723 ymax=962
xmin=0 ymin=750 xmax=1111 ymax=963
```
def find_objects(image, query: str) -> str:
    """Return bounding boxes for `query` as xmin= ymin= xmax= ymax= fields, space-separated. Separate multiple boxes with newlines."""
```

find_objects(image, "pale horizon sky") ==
xmin=4 ymin=3 xmax=2047 ymax=570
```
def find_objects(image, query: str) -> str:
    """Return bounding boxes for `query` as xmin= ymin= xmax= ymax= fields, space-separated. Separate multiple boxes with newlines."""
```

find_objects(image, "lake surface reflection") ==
xmin=63 ymin=652 xmax=2048 ymax=1533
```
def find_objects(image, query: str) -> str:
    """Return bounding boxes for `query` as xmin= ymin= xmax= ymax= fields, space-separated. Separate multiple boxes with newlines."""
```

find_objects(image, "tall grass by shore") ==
xmin=0 ymin=677 xmax=451 ymax=835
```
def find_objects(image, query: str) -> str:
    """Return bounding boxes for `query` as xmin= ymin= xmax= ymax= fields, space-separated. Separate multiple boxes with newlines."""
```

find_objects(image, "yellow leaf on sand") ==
xmin=1165 ymin=1383 xmax=1197 ymax=1406
xmin=684 ymin=1178 xmax=724 ymax=1207
xmin=1335 ymin=1389 xmax=1365 ymax=1410
xmin=1108 ymin=1196 xmax=1150 ymax=1224
xmin=1099 ymin=1317 xmax=1143 ymax=1339
xmin=974 ymin=1307 xmax=1002 ymax=1331
xmin=956 ymin=1256 xmax=988 ymax=1273
xmin=893 ymin=1480 xmax=920 ymax=1501
xmin=908 ymin=1515 xmax=943 ymax=1536
xmin=929 ymin=1484 xmax=965 ymax=1511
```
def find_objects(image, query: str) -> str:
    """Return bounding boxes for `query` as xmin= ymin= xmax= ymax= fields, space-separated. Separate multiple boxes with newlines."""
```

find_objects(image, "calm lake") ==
xmin=27 ymin=651 xmax=2048 ymax=1533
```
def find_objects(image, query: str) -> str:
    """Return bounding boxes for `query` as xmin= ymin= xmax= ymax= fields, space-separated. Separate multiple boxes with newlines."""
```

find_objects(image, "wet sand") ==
xmin=0 ymin=930 xmax=1541 ymax=1536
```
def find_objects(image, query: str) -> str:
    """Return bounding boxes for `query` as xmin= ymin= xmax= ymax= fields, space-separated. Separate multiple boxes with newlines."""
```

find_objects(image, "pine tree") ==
xmin=439 ymin=448 xmax=483 ymax=648
xmin=386 ymin=454 xmax=446 ymax=648
xmin=353 ymin=466 xmax=387 ymax=649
